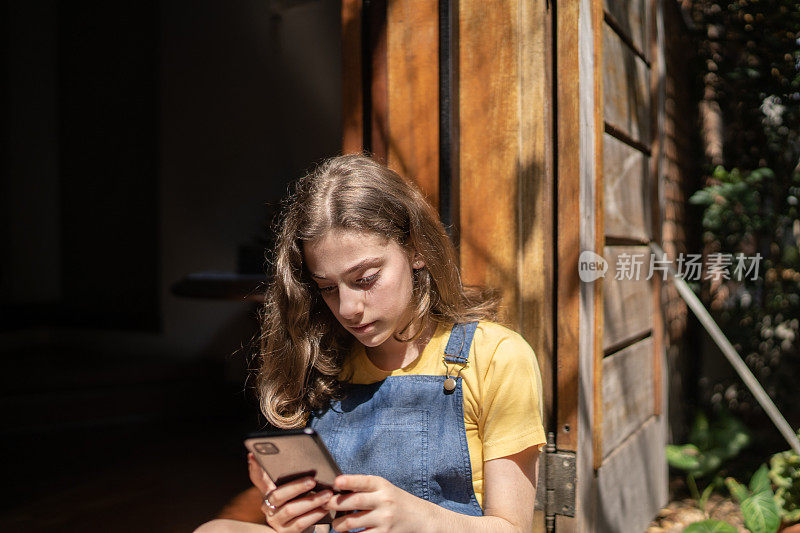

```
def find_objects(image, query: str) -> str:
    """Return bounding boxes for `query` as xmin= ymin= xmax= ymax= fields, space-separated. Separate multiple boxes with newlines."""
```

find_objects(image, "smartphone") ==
xmin=244 ymin=427 xmax=348 ymax=524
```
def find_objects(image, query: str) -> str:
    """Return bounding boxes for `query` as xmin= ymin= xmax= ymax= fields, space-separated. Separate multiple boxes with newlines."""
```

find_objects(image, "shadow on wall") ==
xmin=0 ymin=1 xmax=343 ymax=529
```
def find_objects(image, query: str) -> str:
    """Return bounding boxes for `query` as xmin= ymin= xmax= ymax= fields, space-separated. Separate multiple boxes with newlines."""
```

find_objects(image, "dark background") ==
xmin=1 ymin=1 xmax=341 ymax=530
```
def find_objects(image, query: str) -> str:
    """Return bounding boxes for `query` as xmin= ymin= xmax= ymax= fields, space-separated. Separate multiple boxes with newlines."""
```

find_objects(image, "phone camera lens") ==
xmin=254 ymin=442 xmax=279 ymax=455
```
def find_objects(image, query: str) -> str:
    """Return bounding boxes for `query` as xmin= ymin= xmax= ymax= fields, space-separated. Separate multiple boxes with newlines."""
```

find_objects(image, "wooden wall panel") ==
xmin=594 ymin=0 xmax=670 ymax=527
xmin=517 ymin=0 xmax=555 ymax=445
xmin=386 ymin=0 xmax=439 ymax=205
xmin=603 ymin=0 xmax=649 ymax=60
xmin=341 ymin=0 xmax=362 ymax=153
xmin=458 ymin=0 xmax=520 ymax=323
xmin=555 ymin=0 xmax=581 ymax=466
xmin=603 ymin=25 xmax=650 ymax=144
xmin=601 ymin=337 xmax=655 ymax=456
xmin=602 ymin=245 xmax=653 ymax=350
xmin=458 ymin=3 xmax=553 ymax=529
xmin=603 ymin=133 xmax=651 ymax=241
xmin=592 ymin=0 xmax=607 ymax=474
xmin=596 ymin=415 xmax=668 ymax=533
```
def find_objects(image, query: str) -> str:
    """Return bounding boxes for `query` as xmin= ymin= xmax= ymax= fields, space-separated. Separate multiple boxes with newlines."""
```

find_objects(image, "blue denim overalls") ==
xmin=308 ymin=322 xmax=484 ymax=530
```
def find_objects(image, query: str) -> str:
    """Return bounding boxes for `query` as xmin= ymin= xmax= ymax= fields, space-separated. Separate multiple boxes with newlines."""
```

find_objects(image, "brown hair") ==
xmin=255 ymin=153 xmax=498 ymax=428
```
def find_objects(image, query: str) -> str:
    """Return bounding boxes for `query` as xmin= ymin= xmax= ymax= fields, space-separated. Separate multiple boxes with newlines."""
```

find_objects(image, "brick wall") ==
xmin=661 ymin=0 xmax=703 ymax=442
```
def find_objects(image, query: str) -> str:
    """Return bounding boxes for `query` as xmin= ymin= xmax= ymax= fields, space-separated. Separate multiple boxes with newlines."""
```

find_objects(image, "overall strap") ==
xmin=443 ymin=322 xmax=479 ymax=364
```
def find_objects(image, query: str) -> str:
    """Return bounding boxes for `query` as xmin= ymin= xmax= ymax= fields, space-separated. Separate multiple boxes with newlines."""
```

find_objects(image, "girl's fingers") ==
xmin=247 ymin=454 xmax=275 ymax=493
xmin=324 ymin=490 xmax=375 ymax=512
xmin=281 ymin=506 xmax=333 ymax=532
xmin=276 ymin=489 xmax=333 ymax=521
xmin=267 ymin=489 xmax=333 ymax=529
xmin=331 ymin=509 xmax=373 ymax=532
xmin=266 ymin=476 xmax=319 ymax=508
xmin=333 ymin=474 xmax=381 ymax=493
xmin=262 ymin=499 xmax=329 ymax=521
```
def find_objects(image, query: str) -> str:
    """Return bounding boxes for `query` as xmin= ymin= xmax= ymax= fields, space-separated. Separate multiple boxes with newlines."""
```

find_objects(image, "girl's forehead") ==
xmin=305 ymin=228 xmax=389 ymax=250
xmin=302 ymin=229 xmax=405 ymax=272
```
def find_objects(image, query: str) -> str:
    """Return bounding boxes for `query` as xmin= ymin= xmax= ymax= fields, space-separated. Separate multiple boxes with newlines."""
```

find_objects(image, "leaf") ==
xmin=741 ymin=490 xmax=781 ymax=533
xmin=719 ymin=430 xmax=751 ymax=459
xmin=713 ymin=166 xmax=729 ymax=181
xmin=683 ymin=519 xmax=739 ymax=533
xmin=770 ymin=448 xmax=800 ymax=523
xmin=786 ymin=507 xmax=800 ymax=523
xmin=666 ymin=444 xmax=702 ymax=471
xmin=750 ymin=464 xmax=772 ymax=494
xmin=694 ymin=448 xmax=725 ymax=478
xmin=712 ymin=410 xmax=752 ymax=459
xmin=726 ymin=477 xmax=751 ymax=503
xmin=747 ymin=167 xmax=774 ymax=184
xmin=690 ymin=189 xmax=715 ymax=205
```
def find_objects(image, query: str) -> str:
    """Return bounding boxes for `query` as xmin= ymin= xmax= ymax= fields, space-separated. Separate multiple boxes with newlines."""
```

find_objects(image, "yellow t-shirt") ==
xmin=339 ymin=320 xmax=547 ymax=509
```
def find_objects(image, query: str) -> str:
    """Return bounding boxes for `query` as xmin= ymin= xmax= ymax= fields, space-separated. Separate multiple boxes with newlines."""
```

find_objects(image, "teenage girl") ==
xmin=196 ymin=154 xmax=546 ymax=533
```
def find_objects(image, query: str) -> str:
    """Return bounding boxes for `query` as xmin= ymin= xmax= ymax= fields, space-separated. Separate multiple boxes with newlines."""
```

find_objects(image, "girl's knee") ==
xmin=194 ymin=519 xmax=236 ymax=533
xmin=193 ymin=519 xmax=274 ymax=533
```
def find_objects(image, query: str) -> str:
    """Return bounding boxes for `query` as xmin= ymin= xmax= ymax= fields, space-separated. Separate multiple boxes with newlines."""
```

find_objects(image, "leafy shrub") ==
xmin=726 ymin=464 xmax=781 ymax=533
xmin=667 ymin=409 xmax=752 ymax=479
xmin=769 ymin=437 xmax=800 ymax=523
xmin=667 ymin=409 xmax=752 ymax=513
xmin=689 ymin=165 xmax=800 ymax=419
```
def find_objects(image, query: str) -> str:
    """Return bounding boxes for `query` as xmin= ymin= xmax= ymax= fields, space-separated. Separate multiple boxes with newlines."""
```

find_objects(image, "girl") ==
xmin=198 ymin=154 xmax=546 ymax=533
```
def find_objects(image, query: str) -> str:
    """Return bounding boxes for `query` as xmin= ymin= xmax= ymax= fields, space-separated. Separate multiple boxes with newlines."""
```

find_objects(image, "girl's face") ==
xmin=302 ymin=228 xmax=424 ymax=348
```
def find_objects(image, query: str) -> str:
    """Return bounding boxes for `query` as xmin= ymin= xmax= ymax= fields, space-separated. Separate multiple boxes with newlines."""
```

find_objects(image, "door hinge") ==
xmin=534 ymin=432 xmax=576 ymax=532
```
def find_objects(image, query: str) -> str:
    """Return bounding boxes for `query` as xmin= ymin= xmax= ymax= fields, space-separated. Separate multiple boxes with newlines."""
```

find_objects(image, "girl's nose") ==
xmin=338 ymin=285 xmax=364 ymax=320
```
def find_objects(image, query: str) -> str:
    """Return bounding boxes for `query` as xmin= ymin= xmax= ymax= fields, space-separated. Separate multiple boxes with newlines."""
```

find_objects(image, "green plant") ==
xmin=686 ymin=0 xmax=800 ymax=425
xmin=769 ymin=436 xmax=800 ymax=524
xmin=689 ymin=164 xmax=800 ymax=427
xmin=667 ymin=409 xmax=752 ymax=510
xmin=689 ymin=166 xmax=774 ymax=243
xmin=684 ymin=464 xmax=783 ymax=533
xmin=726 ymin=464 xmax=781 ymax=533
xmin=684 ymin=520 xmax=739 ymax=533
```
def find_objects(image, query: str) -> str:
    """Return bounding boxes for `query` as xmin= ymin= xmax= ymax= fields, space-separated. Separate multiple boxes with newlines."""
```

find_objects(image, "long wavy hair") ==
xmin=255 ymin=153 xmax=498 ymax=428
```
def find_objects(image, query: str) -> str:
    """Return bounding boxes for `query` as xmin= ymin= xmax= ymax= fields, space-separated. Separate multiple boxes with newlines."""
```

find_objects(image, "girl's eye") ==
xmin=356 ymin=272 xmax=379 ymax=287
xmin=317 ymin=272 xmax=379 ymax=294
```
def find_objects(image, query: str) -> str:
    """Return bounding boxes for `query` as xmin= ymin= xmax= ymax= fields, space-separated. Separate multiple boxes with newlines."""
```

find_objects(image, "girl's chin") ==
xmin=355 ymin=332 xmax=386 ymax=348
xmin=352 ymin=327 xmax=393 ymax=347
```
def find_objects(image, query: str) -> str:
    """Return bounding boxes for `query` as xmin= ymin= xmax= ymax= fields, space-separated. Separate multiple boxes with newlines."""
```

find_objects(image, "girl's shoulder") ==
xmin=470 ymin=320 xmax=538 ymax=365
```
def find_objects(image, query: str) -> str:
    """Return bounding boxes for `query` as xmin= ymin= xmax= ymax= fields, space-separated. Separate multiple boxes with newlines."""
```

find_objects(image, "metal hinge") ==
xmin=534 ymin=432 xmax=576 ymax=532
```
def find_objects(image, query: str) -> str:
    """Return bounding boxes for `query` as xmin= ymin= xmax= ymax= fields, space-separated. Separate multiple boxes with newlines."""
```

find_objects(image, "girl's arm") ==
xmin=324 ymin=445 xmax=540 ymax=533
xmin=465 ymin=445 xmax=540 ymax=532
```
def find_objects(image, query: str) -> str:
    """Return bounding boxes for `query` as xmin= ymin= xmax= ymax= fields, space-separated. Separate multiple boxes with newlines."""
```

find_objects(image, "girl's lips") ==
xmin=349 ymin=321 xmax=376 ymax=333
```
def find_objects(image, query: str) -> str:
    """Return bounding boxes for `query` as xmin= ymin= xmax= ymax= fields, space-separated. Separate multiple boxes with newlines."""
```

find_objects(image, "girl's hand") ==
xmin=247 ymin=453 xmax=333 ymax=533
xmin=324 ymin=475 xmax=435 ymax=533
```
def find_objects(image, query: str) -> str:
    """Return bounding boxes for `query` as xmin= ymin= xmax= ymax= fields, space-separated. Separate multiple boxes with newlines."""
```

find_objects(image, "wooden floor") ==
xmin=0 ymin=418 xmax=258 ymax=533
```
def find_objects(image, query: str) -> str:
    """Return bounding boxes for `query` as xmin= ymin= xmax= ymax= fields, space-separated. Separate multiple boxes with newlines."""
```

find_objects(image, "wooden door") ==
xmin=556 ymin=0 xmax=670 ymax=531
xmin=340 ymin=0 xmax=553 ymax=529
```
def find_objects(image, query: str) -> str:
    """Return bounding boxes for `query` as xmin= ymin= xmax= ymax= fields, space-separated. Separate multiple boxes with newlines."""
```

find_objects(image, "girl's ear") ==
xmin=412 ymin=252 xmax=425 ymax=270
